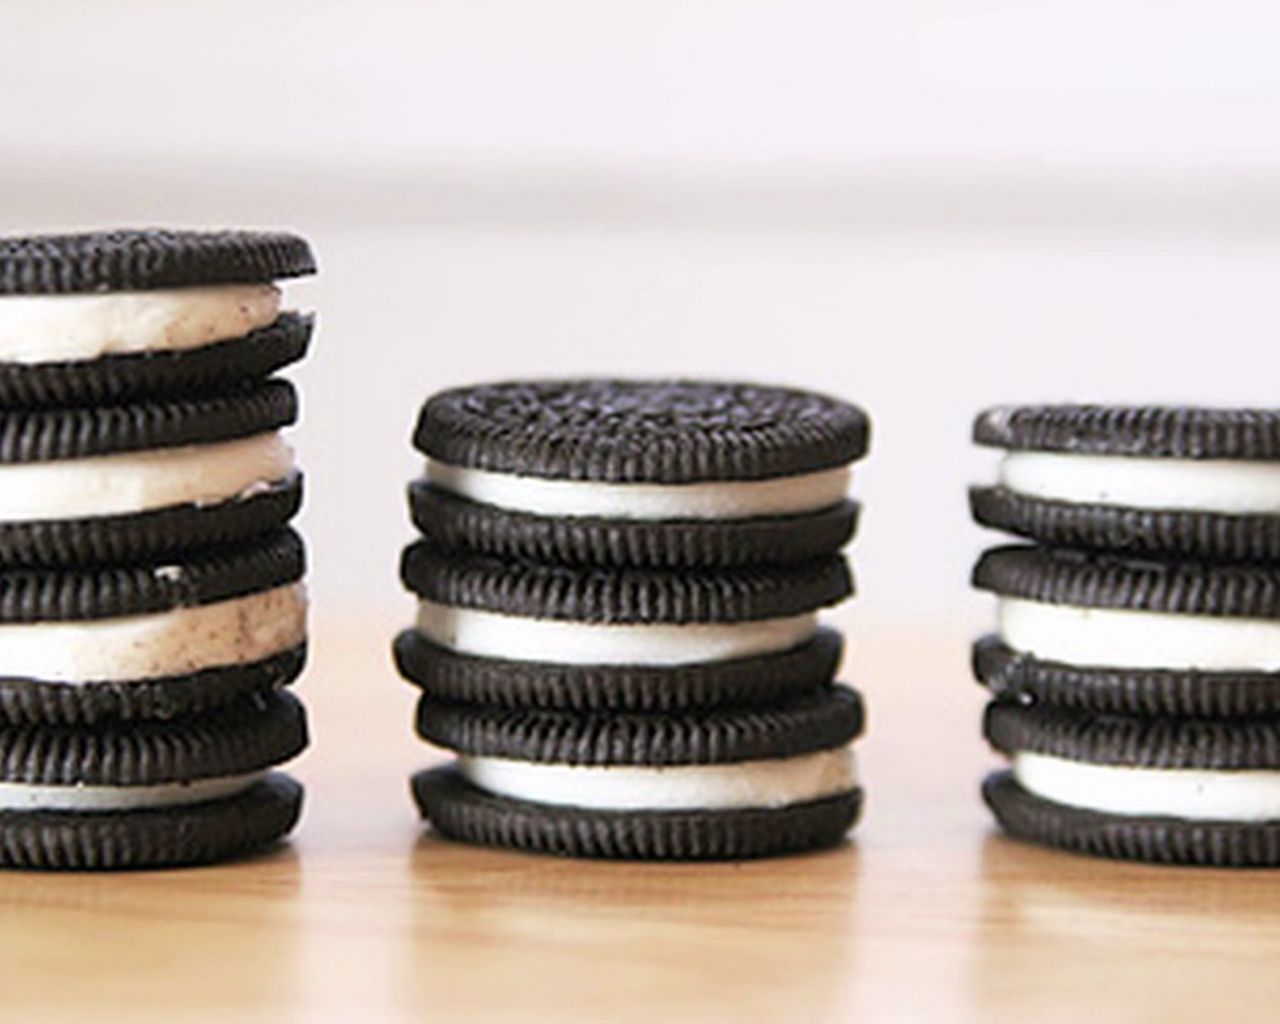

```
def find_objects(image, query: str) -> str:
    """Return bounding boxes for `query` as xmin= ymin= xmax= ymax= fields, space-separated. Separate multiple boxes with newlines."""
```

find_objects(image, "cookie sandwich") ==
xmin=413 ymin=686 xmax=863 ymax=859
xmin=411 ymin=379 xmax=867 ymax=568
xmin=972 ymin=405 xmax=1280 ymax=561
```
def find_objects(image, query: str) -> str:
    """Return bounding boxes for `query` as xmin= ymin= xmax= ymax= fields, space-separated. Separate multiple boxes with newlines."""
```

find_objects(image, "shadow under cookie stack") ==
xmin=0 ymin=230 xmax=315 ymax=870
xmin=971 ymin=405 xmax=1280 ymax=867
xmin=396 ymin=379 xmax=869 ymax=860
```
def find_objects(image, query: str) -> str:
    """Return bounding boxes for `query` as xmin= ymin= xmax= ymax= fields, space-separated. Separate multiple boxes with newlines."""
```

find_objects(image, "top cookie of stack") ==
xmin=411 ymin=378 xmax=868 ymax=567
xmin=0 ymin=229 xmax=315 ymax=567
xmin=971 ymin=405 xmax=1280 ymax=561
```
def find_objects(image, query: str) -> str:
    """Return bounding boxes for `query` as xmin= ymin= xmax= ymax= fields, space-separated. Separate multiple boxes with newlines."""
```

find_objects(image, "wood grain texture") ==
xmin=3 ymin=610 xmax=1280 ymax=1024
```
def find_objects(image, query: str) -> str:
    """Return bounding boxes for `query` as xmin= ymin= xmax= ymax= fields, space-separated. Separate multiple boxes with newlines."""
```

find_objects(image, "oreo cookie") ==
xmin=0 ymin=230 xmax=315 ymax=294
xmin=411 ymin=380 xmax=866 ymax=566
xmin=0 ymin=530 xmax=305 ymax=725
xmin=0 ymin=381 xmax=299 ymax=567
xmin=0 ymin=312 xmax=313 ymax=409
xmin=0 ymin=379 xmax=296 ymax=463
xmin=394 ymin=625 xmax=843 ymax=712
xmin=983 ymin=700 xmax=1280 ymax=866
xmin=402 ymin=542 xmax=849 ymax=686
xmin=413 ymin=685 xmax=864 ymax=860
xmin=413 ymin=767 xmax=861 ymax=862
xmin=0 ymin=691 xmax=307 ymax=869
xmin=972 ymin=546 xmax=1280 ymax=689
xmin=973 ymin=404 xmax=1280 ymax=558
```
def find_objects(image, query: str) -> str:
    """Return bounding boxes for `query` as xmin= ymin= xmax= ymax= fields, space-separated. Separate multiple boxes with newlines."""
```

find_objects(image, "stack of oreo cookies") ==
xmin=972 ymin=405 xmax=1280 ymax=866
xmin=0 ymin=230 xmax=315 ymax=869
xmin=396 ymin=379 xmax=869 ymax=859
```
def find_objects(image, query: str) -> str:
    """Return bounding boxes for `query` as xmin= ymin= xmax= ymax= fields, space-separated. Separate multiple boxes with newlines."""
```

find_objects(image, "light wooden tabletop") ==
xmin=4 ymin=611 xmax=1279 ymax=1024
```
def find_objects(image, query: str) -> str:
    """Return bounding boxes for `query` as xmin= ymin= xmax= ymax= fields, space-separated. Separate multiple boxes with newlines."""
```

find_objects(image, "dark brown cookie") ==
xmin=0 ymin=690 xmax=308 ymax=786
xmin=0 ymin=644 xmax=306 ymax=726
xmin=409 ymin=481 xmax=858 ymax=569
xmin=0 ymin=379 xmax=295 ymax=464
xmin=395 ymin=626 xmax=842 ymax=712
xmin=970 ymin=485 xmax=1280 ymax=561
xmin=416 ymin=684 xmax=864 ymax=766
xmin=974 ymin=404 xmax=1280 ymax=460
xmin=0 ymin=474 xmax=302 ymax=569
xmin=402 ymin=540 xmax=852 ymax=624
xmin=984 ymin=770 xmax=1280 ymax=867
xmin=416 ymin=379 xmax=869 ymax=482
xmin=0 ymin=773 xmax=303 ymax=870
xmin=0 ymin=313 xmax=313 ymax=408
xmin=973 ymin=544 xmax=1280 ymax=618
xmin=0 ymin=230 xmax=315 ymax=294
xmin=973 ymin=634 xmax=1280 ymax=718
xmin=984 ymin=699 xmax=1280 ymax=770
xmin=0 ymin=528 xmax=304 ymax=623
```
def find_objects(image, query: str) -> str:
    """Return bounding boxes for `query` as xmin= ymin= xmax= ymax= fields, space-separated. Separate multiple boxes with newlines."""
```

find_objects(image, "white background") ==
xmin=2 ymin=0 xmax=1279 ymax=625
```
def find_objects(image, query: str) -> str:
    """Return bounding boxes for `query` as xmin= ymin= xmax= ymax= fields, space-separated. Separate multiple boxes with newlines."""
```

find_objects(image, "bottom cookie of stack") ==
xmin=983 ymin=701 xmax=1280 ymax=867
xmin=0 ymin=692 xmax=307 ymax=870
xmin=412 ymin=685 xmax=865 ymax=860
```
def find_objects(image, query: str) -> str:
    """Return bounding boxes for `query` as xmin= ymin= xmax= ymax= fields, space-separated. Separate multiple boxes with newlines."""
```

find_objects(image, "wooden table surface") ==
xmin=4 ymin=611 xmax=1279 ymax=1024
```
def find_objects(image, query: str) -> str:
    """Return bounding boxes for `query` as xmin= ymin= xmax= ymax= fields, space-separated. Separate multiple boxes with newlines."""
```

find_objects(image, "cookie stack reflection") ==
xmin=0 ymin=230 xmax=314 ymax=869
xmin=972 ymin=405 xmax=1280 ymax=866
xmin=396 ymin=379 xmax=868 ymax=859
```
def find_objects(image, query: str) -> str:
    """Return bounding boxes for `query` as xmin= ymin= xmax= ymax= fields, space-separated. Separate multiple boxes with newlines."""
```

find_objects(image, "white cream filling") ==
xmin=0 ymin=583 xmax=306 ymax=683
xmin=425 ymin=458 xmax=851 ymax=521
xmin=1014 ymin=752 xmax=1280 ymax=822
xmin=415 ymin=601 xmax=818 ymax=666
xmin=1000 ymin=450 xmax=1280 ymax=515
xmin=0 ymin=432 xmax=294 ymax=522
xmin=998 ymin=597 xmax=1280 ymax=672
xmin=459 ymin=747 xmax=857 ymax=811
xmin=0 ymin=771 xmax=266 ymax=812
xmin=0 ymin=284 xmax=281 ymax=363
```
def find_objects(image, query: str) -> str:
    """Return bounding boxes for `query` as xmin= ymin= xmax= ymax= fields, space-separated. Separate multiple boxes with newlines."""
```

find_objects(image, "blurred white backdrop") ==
xmin=2 ymin=0 xmax=1279 ymax=625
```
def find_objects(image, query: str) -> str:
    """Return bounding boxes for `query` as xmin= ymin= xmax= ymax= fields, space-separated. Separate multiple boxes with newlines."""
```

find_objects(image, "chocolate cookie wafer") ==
xmin=0 ymin=313 xmax=313 ymax=409
xmin=0 ymin=529 xmax=306 ymax=724
xmin=399 ymin=540 xmax=850 ymax=710
xmin=0 ymin=690 xmax=307 ymax=869
xmin=394 ymin=625 xmax=843 ymax=712
xmin=983 ymin=700 xmax=1280 ymax=866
